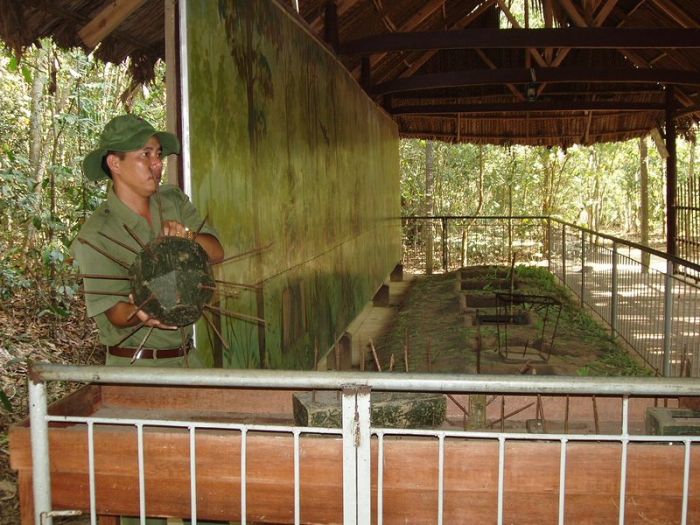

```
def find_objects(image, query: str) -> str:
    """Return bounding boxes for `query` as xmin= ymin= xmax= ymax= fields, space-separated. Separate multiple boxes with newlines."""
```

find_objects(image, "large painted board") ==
xmin=186 ymin=1 xmax=401 ymax=368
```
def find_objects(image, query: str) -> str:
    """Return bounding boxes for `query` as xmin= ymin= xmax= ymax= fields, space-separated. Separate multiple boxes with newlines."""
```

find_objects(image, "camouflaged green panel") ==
xmin=130 ymin=236 xmax=215 ymax=326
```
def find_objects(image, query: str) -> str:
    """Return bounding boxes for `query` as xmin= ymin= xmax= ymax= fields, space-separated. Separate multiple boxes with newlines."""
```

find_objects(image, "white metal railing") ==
xmin=26 ymin=364 xmax=700 ymax=525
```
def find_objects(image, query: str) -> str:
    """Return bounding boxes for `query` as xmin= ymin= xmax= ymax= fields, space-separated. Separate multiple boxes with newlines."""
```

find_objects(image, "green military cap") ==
xmin=83 ymin=114 xmax=181 ymax=181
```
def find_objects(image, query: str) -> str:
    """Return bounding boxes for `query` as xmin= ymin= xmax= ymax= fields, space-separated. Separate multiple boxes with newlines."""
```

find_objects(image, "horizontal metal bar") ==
xmin=30 ymin=363 xmax=700 ymax=397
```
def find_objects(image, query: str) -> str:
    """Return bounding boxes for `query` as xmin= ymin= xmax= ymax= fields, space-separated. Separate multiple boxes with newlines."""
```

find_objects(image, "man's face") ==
xmin=108 ymin=136 xmax=163 ymax=197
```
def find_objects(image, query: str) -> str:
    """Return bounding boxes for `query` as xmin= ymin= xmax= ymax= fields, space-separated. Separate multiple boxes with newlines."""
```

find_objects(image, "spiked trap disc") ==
xmin=130 ymin=236 xmax=215 ymax=326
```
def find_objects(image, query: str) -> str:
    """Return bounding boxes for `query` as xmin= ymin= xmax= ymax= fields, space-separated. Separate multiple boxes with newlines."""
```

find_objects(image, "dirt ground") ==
xmin=370 ymin=266 xmax=651 ymax=377
xmin=0 ymin=292 xmax=103 ymax=525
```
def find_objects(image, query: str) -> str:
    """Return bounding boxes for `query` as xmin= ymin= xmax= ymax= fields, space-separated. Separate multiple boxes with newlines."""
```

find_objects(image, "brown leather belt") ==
xmin=107 ymin=346 xmax=188 ymax=360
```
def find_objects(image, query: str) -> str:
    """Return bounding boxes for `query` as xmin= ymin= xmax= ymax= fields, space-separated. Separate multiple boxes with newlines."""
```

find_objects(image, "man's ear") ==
xmin=105 ymin=153 xmax=121 ymax=175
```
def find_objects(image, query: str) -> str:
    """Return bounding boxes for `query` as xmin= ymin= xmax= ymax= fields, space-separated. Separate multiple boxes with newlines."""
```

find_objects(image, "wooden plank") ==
xmin=341 ymin=28 xmax=700 ymax=55
xmin=78 ymin=0 xmax=147 ymax=49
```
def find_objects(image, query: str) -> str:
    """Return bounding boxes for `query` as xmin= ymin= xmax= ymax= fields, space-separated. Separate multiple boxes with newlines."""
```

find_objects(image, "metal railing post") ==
xmin=29 ymin=378 xmax=52 ymax=525
xmin=580 ymin=230 xmax=586 ymax=306
xmin=441 ymin=218 xmax=448 ymax=271
xmin=611 ymin=242 xmax=618 ymax=337
xmin=561 ymin=224 xmax=567 ymax=286
xmin=342 ymin=385 xmax=371 ymax=524
xmin=663 ymin=259 xmax=674 ymax=376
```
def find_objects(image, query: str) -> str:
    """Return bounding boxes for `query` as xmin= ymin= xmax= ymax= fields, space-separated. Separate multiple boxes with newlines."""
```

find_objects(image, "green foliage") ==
xmin=0 ymin=40 xmax=166 ymax=307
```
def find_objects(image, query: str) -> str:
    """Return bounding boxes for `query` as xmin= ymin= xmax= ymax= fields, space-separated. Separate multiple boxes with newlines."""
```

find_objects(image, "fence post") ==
xmin=663 ymin=259 xmax=674 ymax=377
xmin=562 ymin=224 xmax=567 ymax=286
xmin=442 ymin=218 xmax=448 ymax=271
xmin=611 ymin=242 xmax=618 ymax=337
xmin=29 ymin=376 xmax=52 ymax=525
xmin=580 ymin=230 xmax=586 ymax=306
xmin=342 ymin=385 xmax=371 ymax=524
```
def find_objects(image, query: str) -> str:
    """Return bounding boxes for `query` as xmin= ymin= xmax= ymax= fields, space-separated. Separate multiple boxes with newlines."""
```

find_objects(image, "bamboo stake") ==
xmin=202 ymin=310 xmax=230 ymax=351
xmin=369 ymin=338 xmax=382 ymax=372
xmin=98 ymin=231 xmax=139 ymax=254
xmin=77 ymin=237 xmax=130 ymax=269
xmin=130 ymin=326 xmax=155 ymax=364
xmin=80 ymin=274 xmax=131 ymax=280
xmin=205 ymin=305 xmax=265 ymax=325
xmin=404 ymin=329 xmax=409 ymax=372
xmin=488 ymin=402 xmax=535 ymax=428
xmin=426 ymin=336 xmax=432 ymax=372
xmin=388 ymin=353 xmax=395 ymax=371
xmin=313 ymin=338 xmax=319 ymax=401
xmin=501 ymin=395 xmax=506 ymax=432
xmin=122 ymin=223 xmax=147 ymax=249
xmin=214 ymin=242 xmax=273 ymax=266
xmin=359 ymin=338 xmax=365 ymax=372
xmin=127 ymin=293 xmax=155 ymax=322
xmin=592 ymin=395 xmax=599 ymax=434
xmin=214 ymin=279 xmax=262 ymax=290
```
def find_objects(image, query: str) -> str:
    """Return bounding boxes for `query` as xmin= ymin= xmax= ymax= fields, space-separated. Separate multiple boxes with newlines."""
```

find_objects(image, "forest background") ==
xmin=0 ymin=38 xmax=697 ymax=514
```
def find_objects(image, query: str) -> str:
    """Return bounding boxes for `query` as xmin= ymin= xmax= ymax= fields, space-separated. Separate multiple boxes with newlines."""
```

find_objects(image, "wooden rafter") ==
xmin=396 ymin=0 xmax=497 ymax=80
xmin=310 ymin=0 xmax=360 ymax=33
xmin=350 ymin=0 xmax=446 ymax=78
xmin=78 ymin=0 xmax=146 ymax=49
xmin=648 ymin=0 xmax=698 ymax=28
xmin=495 ymin=0 xmax=548 ymax=67
xmin=391 ymin=100 xmax=665 ymax=115
xmin=341 ymin=28 xmax=700 ymax=54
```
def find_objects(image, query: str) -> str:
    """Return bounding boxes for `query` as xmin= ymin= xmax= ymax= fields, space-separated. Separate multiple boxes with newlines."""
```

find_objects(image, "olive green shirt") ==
xmin=71 ymin=184 xmax=219 ymax=359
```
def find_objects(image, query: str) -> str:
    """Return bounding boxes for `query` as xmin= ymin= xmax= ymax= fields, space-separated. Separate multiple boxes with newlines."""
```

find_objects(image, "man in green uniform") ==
xmin=73 ymin=114 xmax=224 ymax=368
xmin=72 ymin=115 xmax=225 ymax=524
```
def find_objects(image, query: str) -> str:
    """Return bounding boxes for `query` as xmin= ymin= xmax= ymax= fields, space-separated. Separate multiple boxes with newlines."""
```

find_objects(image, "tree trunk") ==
xmin=22 ymin=47 xmax=48 ymax=263
xmin=639 ymin=136 xmax=651 ymax=271
xmin=461 ymin=145 xmax=484 ymax=267
xmin=424 ymin=141 xmax=435 ymax=274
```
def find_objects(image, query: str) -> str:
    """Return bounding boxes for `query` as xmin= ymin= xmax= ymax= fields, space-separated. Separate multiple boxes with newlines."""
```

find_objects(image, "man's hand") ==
xmin=105 ymin=296 xmax=177 ymax=330
xmin=161 ymin=220 xmax=190 ymax=239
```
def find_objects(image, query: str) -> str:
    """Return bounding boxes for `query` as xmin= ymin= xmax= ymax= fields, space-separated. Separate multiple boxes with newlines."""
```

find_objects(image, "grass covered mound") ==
xmin=372 ymin=266 xmax=651 ymax=377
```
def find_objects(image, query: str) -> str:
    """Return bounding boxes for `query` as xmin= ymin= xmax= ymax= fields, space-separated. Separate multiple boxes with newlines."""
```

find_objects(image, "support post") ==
xmin=663 ymin=259 xmax=674 ymax=376
xmin=342 ymin=386 xmax=371 ymax=524
xmin=666 ymin=85 xmax=677 ymax=260
xmin=29 ymin=377 xmax=52 ymax=525
xmin=361 ymin=56 xmax=371 ymax=91
xmin=611 ymin=242 xmax=618 ymax=337
xmin=324 ymin=0 xmax=339 ymax=53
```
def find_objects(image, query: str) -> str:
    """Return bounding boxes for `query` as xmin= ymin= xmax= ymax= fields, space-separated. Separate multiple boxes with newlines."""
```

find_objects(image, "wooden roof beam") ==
xmin=496 ymin=0 xmax=547 ymax=67
xmin=340 ymin=28 xmax=700 ymax=54
xmin=78 ymin=0 xmax=146 ymax=49
xmin=372 ymin=67 xmax=700 ymax=96
xmin=391 ymin=101 xmax=665 ymax=114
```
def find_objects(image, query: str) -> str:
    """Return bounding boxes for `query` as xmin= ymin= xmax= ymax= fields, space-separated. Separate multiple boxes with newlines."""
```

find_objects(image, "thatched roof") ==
xmin=2 ymin=0 xmax=699 ymax=147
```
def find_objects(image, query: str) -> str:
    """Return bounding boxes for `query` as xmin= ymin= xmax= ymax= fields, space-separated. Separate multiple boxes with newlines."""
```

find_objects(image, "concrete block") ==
xmin=373 ymin=284 xmax=390 ymax=307
xmin=390 ymin=263 xmax=403 ymax=282
xmin=293 ymin=391 xmax=446 ymax=429
xmin=646 ymin=408 xmax=700 ymax=436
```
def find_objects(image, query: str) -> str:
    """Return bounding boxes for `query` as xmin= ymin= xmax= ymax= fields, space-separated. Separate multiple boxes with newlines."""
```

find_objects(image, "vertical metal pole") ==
xmin=558 ymin=438 xmax=568 ymax=525
xmin=437 ymin=434 xmax=445 ymax=525
xmin=497 ymin=437 xmax=506 ymax=525
xmin=666 ymin=85 xmax=678 ymax=259
xmin=611 ymin=242 xmax=618 ymax=337
xmin=580 ymin=230 xmax=586 ymax=306
xmin=561 ymin=224 xmax=567 ymax=286
xmin=442 ymin=218 xmax=448 ymax=271
xmin=29 ymin=378 xmax=52 ymax=525
xmin=356 ymin=387 xmax=372 ymax=525
xmin=618 ymin=396 xmax=629 ymax=525
xmin=189 ymin=426 xmax=198 ymax=524
xmin=293 ymin=430 xmax=301 ymax=525
xmin=377 ymin=433 xmax=385 ymax=525
xmin=663 ymin=259 xmax=674 ymax=376
xmin=342 ymin=388 xmax=358 ymax=525
xmin=240 ymin=429 xmax=248 ymax=525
